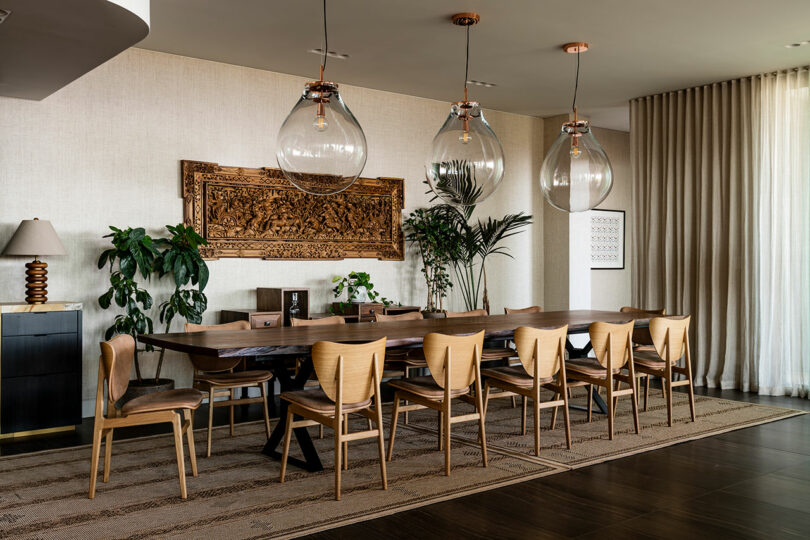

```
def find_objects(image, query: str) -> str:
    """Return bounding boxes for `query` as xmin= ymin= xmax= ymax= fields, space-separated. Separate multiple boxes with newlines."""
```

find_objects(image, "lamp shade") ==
xmin=2 ymin=219 xmax=67 ymax=256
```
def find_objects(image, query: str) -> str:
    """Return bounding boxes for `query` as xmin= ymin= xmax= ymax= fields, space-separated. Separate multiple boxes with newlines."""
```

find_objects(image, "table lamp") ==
xmin=2 ymin=218 xmax=67 ymax=304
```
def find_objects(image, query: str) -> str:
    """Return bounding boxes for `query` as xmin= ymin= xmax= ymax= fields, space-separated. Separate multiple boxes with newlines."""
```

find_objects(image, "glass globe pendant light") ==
xmin=539 ymin=42 xmax=613 ymax=213
xmin=426 ymin=13 xmax=505 ymax=207
xmin=276 ymin=0 xmax=367 ymax=195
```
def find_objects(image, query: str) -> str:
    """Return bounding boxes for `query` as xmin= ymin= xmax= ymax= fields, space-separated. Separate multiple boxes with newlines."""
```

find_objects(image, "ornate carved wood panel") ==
xmin=182 ymin=161 xmax=404 ymax=260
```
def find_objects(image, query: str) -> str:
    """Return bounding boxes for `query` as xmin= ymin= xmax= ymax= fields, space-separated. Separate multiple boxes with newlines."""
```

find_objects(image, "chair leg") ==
xmin=587 ymin=385 xmax=593 ymax=423
xmin=260 ymin=382 xmax=272 ymax=438
xmin=404 ymin=367 xmax=410 ymax=425
xmin=607 ymin=381 xmax=614 ymax=441
xmin=549 ymin=393 xmax=559 ymax=430
xmin=475 ymin=387 xmax=488 ymax=468
xmin=630 ymin=378 xmax=641 ymax=434
xmin=521 ymin=395 xmax=528 ymax=436
xmin=386 ymin=395 xmax=400 ymax=462
xmin=184 ymin=409 xmax=198 ymax=477
xmin=687 ymin=373 xmax=697 ymax=423
xmin=511 ymin=395 xmax=517 ymax=408
xmin=533 ymin=397 xmax=541 ymax=456
xmin=88 ymin=424 xmax=103 ymax=499
xmin=206 ymin=388 xmax=215 ymax=458
xmin=229 ymin=388 xmax=235 ymax=437
xmin=279 ymin=409 xmax=294 ymax=483
xmin=342 ymin=413 xmax=349 ymax=470
xmin=562 ymin=385 xmax=572 ymax=450
xmin=319 ymin=424 xmax=324 ymax=439
xmin=661 ymin=377 xmax=666 ymax=398
xmin=437 ymin=410 xmax=443 ymax=451
xmin=644 ymin=375 xmax=650 ymax=411
xmin=172 ymin=413 xmax=188 ymax=499
xmin=102 ymin=428 xmax=113 ymax=483
xmin=665 ymin=372 xmax=674 ymax=427
xmin=334 ymin=415 xmax=342 ymax=501
xmin=443 ymin=401 xmax=452 ymax=476
xmin=375 ymin=405 xmax=388 ymax=490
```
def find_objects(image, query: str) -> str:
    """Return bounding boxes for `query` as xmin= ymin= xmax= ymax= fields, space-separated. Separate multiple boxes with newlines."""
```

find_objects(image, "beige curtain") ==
xmin=630 ymin=79 xmax=761 ymax=390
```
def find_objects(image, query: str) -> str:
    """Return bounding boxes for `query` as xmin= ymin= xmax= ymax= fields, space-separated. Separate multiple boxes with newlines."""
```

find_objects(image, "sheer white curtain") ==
xmin=756 ymin=68 xmax=810 ymax=397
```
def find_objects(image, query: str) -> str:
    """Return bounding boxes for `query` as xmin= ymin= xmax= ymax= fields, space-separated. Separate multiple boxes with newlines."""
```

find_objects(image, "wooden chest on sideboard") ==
xmin=0 ymin=302 xmax=82 ymax=438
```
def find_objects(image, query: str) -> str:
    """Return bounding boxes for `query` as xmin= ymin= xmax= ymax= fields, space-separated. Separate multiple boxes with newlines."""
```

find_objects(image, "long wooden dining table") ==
xmin=139 ymin=310 xmax=650 ymax=472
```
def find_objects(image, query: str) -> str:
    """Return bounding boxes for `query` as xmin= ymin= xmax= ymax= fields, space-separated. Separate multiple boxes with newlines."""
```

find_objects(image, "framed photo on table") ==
xmin=590 ymin=209 xmax=625 ymax=269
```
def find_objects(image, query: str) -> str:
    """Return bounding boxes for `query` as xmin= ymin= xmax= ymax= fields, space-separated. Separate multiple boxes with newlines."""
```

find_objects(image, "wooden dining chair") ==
xmin=482 ymin=325 xmax=571 ymax=455
xmin=185 ymin=321 xmax=273 ymax=457
xmin=387 ymin=331 xmax=488 ymax=476
xmin=504 ymin=306 xmax=543 ymax=314
xmin=291 ymin=315 xmax=346 ymax=326
xmin=374 ymin=311 xmax=427 ymax=424
xmin=289 ymin=314 xmax=346 ymax=438
xmin=566 ymin=321 xmax=641 ymax=440
xmin=620 ymin=306 xmax=666 ymax=408
xmin=633 ymin=316 xmax=696 ymax=426
xmin=90 ymin=334 xmax=204 ymax=499
xmin=279 ymin=337 xmax=388 ymax=501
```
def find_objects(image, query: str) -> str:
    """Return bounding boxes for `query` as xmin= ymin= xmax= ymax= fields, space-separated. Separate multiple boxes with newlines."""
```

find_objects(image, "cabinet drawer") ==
xmin=1 ymin=311 xmax=79 ymax=337
xmin=358 ymin=304 xmax=383 ymax=317
xmin=2 ymin=333 xmax=80 ymax=377
xmin=1 ymin=372 xmax=81 ymax=433
xmin=250 ymin=312 xmax=282 ymax=329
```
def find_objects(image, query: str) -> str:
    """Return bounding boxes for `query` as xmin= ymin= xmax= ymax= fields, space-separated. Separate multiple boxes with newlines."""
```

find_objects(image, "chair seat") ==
xmin=566 ymin=358 xmax=621 ymax=377
xmin=122 ymin=388 xmax=204 ymax=415
xmin=634 ymin=344 xmax=656 ymax=353
xmin=388 ymin=376 xmax=469 ymax=399
xmin=481 ymin=366 xmax=554 ymax=388
xmin=195 ymin=369 xmax=273 ymax=387
xmin=481 ymin=347 xmax=517 ymax=361
xmin=281 ymin=388 xmax=372 ymax=414
xmin=633 ymin=352 xmax=677 ymax=369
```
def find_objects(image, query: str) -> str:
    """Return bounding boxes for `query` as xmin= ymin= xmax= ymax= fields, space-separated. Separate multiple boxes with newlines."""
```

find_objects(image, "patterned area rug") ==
xmin=0 ymin=392 xmax=801 ymax=539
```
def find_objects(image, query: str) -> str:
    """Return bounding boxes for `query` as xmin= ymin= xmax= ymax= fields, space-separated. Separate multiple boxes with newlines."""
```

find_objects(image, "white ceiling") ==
xmin=138 ymin=0 xmax=810 ymax=131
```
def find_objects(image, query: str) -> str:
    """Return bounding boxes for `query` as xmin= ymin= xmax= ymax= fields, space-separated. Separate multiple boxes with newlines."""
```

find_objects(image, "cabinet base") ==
xmin=0 ymin=425 xmax=75 ymax=440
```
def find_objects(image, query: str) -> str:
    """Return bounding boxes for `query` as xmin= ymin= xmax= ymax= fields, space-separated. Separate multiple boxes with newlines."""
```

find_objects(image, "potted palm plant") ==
xmin=426 ymin=165 xmax=532 ymax=313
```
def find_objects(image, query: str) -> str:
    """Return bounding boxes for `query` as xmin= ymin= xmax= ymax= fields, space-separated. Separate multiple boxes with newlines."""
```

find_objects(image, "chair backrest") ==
xmin=423 ymin=331 xmax=485 ymax=391
xmin=99 ymin=334 xmax=136 ymax=403
xmin=445 ymin=309 xmax=488 ymax=318
xmin=504 ymin=306 xmax=543 ymax=315
xmin=649 ymin=315 xmax=691 ymax=363
xmin=620 ymin=306 xmax=665 ymax=345
xmin=513 ymin=325 xmax=567 ymax=379
xmin=374 ymin=311 xmax=423 ymax=322
xmin=291 ymin=315 xmax=346 ymax=327
xmin=589 ymin=320 xmax=635 ymax=370
xmin=311 ymin=337 xmax=386 ymax=404
xmin=184 ymin=320 xmax=250 ymax=372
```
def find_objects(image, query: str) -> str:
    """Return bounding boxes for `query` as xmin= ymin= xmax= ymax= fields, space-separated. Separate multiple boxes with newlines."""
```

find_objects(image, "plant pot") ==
xmin=115 ymin=378 xmax=175 ymax=409
xmin=421 ymin=310 xmax=447 ymax=319
xmin=348 ymin=286 xmax=368 ymax=303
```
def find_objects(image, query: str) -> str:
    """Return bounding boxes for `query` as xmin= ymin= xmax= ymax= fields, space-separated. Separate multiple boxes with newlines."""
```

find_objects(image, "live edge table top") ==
xmin=139 ymin=310 xmax=650 ymax=358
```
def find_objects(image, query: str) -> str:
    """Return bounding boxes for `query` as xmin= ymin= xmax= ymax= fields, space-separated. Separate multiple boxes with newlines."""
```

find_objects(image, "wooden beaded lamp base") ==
xmin=25 ymin=258 xmax=48 ymax=304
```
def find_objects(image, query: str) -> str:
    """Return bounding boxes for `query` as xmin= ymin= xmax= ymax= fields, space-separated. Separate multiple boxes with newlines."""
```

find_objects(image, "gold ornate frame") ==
xmin=182 ymin=160 xmax=404 ymax=260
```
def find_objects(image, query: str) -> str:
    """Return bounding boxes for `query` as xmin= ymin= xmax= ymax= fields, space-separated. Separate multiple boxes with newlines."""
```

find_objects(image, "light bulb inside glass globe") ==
xmin=426 ymin=101 xmax=505 ymax=207
xmin=539 ymin=120 xmax=613 ymax=213
xmin=277 ymin=81 xmax=367 ymax=195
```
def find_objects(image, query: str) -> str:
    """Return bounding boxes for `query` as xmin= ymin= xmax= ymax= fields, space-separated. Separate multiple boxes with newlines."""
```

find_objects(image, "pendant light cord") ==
xmin=571 ymin=49 xmax=580 ymax=113
xmin=320 ymin=0 xmax=328 ymax=76
xmin=464 ymin=25 xmax=470 ymax=99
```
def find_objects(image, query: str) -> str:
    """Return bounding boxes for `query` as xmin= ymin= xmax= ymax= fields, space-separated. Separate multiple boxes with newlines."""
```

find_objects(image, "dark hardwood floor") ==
xmin=1 ymin=388 xmax=807 ymax=539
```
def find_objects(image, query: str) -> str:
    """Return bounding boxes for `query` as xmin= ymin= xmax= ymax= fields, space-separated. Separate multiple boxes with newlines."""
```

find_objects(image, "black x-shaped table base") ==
xmin=261 ymin=356 xmax=324 ymax=472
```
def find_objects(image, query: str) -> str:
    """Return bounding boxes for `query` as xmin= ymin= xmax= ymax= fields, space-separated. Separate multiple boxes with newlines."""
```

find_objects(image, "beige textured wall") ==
xmin=590 ymin=127 xmax=632 ymax=310
xmin=542 ymin=114 xmax=572 ymax=310
xmin=0 ymin=48 xmax=544 ymax=415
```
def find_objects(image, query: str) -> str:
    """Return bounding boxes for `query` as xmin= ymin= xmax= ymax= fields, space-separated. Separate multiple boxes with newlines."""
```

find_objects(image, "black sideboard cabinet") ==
xmin=0 ymin=303 xmax=82 ymax=438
